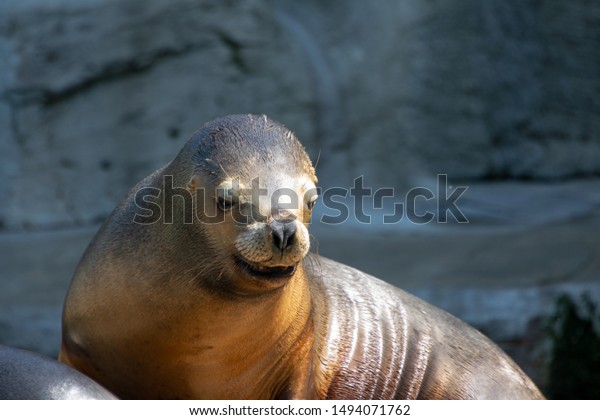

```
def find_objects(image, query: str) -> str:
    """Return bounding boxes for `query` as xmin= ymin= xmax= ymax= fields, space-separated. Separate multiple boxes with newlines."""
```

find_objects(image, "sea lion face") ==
xmin=185 ymin=115 xmax=318 ymax=294
xmin=216 ymin=174 xmax=316 ymax=287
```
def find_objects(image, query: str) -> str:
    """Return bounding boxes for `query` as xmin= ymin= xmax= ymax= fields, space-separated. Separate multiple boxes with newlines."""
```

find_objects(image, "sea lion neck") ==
xmin=174 ymin=265 xmax=314 ymax=398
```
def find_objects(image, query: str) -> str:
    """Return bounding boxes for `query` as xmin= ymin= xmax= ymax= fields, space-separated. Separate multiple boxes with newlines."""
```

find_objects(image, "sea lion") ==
xmin=59 ymin=114 xmax=544 ymax=399
xmin=0 ymin=345 xmax=116 ymax=399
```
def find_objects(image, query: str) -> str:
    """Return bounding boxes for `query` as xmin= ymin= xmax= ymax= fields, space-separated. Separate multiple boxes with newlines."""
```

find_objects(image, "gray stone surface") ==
xmin=0 ymin=0 xmax=315 ymax=230
xmin=1 ymin=0 xmax=599 ymax=230
xmin=0 ymin=227 xmax=94 ymax=356
xmin=278 ymin=0 xmax=600 ymax=183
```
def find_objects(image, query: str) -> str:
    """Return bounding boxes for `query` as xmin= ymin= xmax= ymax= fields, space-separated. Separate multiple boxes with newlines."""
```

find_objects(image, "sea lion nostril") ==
xmin=285 ymin=225 xmax=296 ymax=248
xmin=271 ymin=220 xmax=297 ymax=251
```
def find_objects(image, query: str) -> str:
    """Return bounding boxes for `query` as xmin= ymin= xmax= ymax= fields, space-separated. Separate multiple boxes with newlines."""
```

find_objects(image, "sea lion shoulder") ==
xmin=306 ymin=256 xmax=544 ymax=399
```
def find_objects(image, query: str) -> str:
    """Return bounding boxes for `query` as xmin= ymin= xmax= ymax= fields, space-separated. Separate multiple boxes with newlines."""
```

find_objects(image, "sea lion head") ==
xmin=173 ymin=114 xmax=318 ymax=295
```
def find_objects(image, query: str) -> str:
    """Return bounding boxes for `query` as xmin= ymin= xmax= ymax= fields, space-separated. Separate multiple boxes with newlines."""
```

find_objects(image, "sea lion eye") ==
xmin=307 ymin=195 xmax=318 ymax=210
xmin=217 ymin=196 xmax=234 ymax=211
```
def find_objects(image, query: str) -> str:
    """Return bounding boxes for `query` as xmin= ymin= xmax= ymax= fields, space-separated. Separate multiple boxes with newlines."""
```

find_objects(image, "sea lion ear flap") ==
xmin=187 ymin=174 xmax=203 ymax=193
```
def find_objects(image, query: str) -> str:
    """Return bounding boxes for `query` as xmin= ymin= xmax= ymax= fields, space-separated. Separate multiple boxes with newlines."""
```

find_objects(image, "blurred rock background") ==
xmin=1 ymin=0 xmax=599 ymax=397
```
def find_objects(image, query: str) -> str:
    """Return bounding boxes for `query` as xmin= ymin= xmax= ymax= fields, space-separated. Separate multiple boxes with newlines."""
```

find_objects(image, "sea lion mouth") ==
xmin=234 ymin=256 xmax=297 ymax=279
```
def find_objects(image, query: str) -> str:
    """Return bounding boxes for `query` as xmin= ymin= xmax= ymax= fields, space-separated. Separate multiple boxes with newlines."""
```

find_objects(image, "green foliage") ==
xmin=546 ymin=293 xmax=600 ymax=399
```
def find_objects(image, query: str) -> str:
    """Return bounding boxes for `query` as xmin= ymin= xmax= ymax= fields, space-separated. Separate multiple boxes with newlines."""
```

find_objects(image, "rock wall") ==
xmin=0 ymin=0 xmax=316 ymax=230
xmin=280 ymin=0 xmax=600 ymax=182
xmin=1 ymin=0 xmax=599 ymax=231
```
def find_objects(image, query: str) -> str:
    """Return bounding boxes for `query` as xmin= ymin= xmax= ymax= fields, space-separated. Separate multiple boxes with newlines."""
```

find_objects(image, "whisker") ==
xmin=303 ymin=252 xmax=323 ymax=282
xmin=309 ymin=233 xmax=320 ymax=255
xmin=313 ymin=149 xmax=322 ymax=172
xmin=218 ymin=163 xmax=232 ymax=179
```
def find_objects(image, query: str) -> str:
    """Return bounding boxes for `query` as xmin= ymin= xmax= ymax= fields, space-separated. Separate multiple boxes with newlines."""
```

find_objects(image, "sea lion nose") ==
xmin=271 ymin=220 xmax=297 ymax=251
